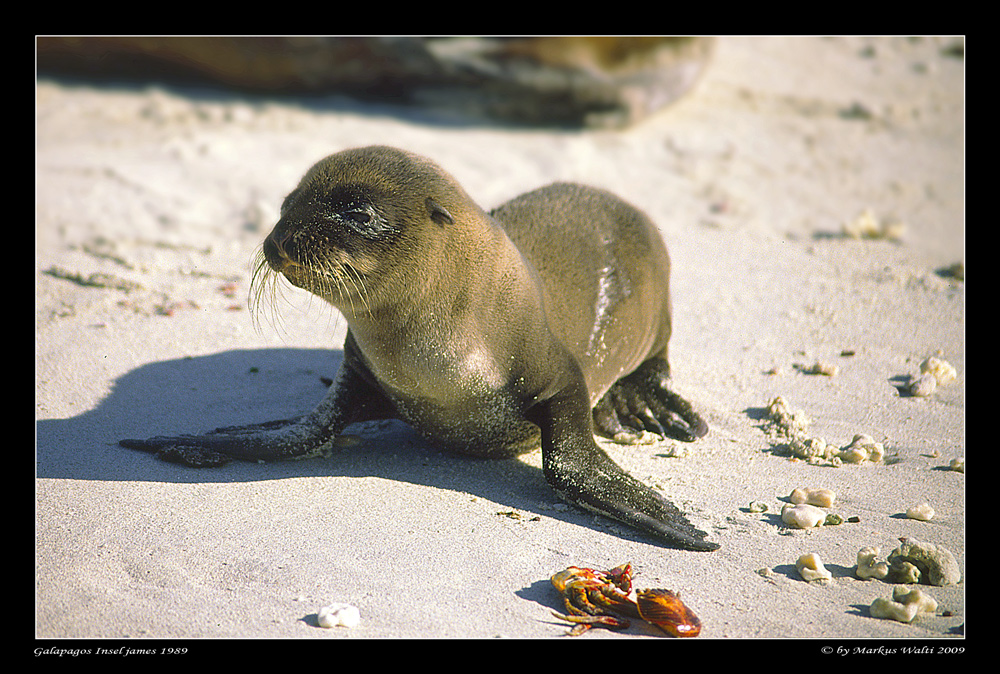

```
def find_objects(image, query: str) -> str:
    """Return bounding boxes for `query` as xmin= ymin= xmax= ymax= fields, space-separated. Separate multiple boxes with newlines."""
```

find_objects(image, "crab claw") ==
xmin=636 ymin=589 xmax=702 ymax=637
xmin=604 ymin=563 xmax=633 ymax=593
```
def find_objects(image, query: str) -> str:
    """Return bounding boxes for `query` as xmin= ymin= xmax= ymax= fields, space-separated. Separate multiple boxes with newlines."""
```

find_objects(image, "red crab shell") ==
xmin=636 ymin=588 xmax=702 ymax=638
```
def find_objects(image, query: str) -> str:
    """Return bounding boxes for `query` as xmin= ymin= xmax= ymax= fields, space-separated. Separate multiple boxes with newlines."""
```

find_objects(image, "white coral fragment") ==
xmin=789 ymin=487 xmax=836 ymax=508
xmin=782 ymin=503 xmax=826 ymax=529
xmin=789 ymin=436 xmax=829 ymax=461
xmin=869 ymin=586 xmax=937 ymax=623
xmin=796 ymin=553 xmax=833 ymax=582
xmin=905 ymin=357 xmax=958 ymax=397
xmin=837 ymin=434 xmax=884 ymax=464
xmin=855 ymin=546 xmax=890 ymax=580
xmin=905 ymin=502 xmax=935 ymax=521
xmin=906 ymin=372 xmax=937 ymax=397
xmin=764 ymin=397 xmax=883 ymax=466
xmin=317 ymin=603 xmax=361 ymax=628
xmin=920 ymin=357 xmax=957 ymax=385
xmin=764 ymin=396 xmax=811 ymax=439
xmin=842 ymin=208 xmax=905 ymax=241
xmin=887 ymin=537 xmax=961 ymax=586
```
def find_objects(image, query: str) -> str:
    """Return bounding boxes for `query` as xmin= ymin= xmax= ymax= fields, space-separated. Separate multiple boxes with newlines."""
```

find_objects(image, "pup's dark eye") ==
xmin=344 ymin=210 xmax=371 ymax=225
xmin=334 ymin=202 xmax=395 ymax=240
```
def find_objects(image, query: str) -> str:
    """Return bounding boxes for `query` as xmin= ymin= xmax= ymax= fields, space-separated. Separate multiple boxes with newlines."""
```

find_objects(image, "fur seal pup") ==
xmin=121 ymin=145 xmax=716 ymax=551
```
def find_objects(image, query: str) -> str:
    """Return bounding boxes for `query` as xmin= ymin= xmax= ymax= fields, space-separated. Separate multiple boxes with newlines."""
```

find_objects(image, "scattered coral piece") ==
xmin=905 ymin=503 xmax=935 ymax=521
xmin=837 ymin=434 xmax=885 ymax=464
xmin=920 ymin=357 xmax=957 ymax=385
xmin=902 ymin=356 xmax=958 ymax=397
xmin=887 ymin=537 xmax=961 ymax=586
xmin=764 ymin=396 xmax=812 ymax=440
xmin=869 ymin=586 xmax=937 ymax=623
xmin=789 ymin=487 xmax=836 ymax=507
xmin=762 ymin=397 xmax=884 ymax=467
xmin=788 ymin=436 xmax=829 ymax=461
xmin=842 ymin=208 xmax=905 ymax=241
xmin=317 ymin=603 xmax=361 ymax=628
xmin=855 ymin=546 xmax=890 ymax=580
xmin=905 ymin=372 xmax=937 ymax=397
xmin=799 ymin=361 xmax=839 ymax=376
xmin=795 ymin=553 xmax=832 ymax=582
xmin=891 ymin=561 xmax=923 ymax=584
xmin=782 ymin=503 xmax=826 ymax=529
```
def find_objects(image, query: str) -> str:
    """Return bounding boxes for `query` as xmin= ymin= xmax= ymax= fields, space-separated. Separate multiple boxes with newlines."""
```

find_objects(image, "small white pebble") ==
xmin=782 ymin=503 xmax=826 ymax=529
xmin=905 ymin=502 xmax=935 ymax=521
xmin=317 ymin=603 xmax=361 ymax=628
xmin=948 ymin=457 xmax=965 ymax=473
xmin=796 ymin=553 xmax=833 ymax=582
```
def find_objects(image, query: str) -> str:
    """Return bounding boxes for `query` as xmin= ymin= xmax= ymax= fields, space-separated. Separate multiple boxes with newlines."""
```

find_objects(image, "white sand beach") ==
xmin=36 ymin=36 xmax=964 ymax=647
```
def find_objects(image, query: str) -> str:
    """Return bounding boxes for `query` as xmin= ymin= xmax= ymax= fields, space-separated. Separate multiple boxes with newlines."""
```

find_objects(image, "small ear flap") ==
xmin=425 ymin=197 xmax=454 ymax=226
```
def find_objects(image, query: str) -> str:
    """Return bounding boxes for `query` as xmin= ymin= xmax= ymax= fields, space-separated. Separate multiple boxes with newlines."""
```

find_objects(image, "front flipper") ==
xmin=593 ymin=356 xmax=708 ymax=444
xmin=530 ymin=368 xmax=719 ymax=552
xmin=120 ymin=360 xmax=394 ymax=468
xmin=119 ymin=414 xmax=331 ymax=468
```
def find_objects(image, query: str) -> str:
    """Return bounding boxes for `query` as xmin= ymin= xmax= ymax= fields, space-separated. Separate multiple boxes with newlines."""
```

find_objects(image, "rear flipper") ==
xmin=593 ymin=357 xmax=708 ymax=444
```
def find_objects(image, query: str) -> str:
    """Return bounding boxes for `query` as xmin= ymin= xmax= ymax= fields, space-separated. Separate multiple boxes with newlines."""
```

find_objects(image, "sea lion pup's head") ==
xmin=253 ymin=146 xmax=482 ymax=318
